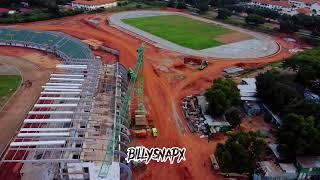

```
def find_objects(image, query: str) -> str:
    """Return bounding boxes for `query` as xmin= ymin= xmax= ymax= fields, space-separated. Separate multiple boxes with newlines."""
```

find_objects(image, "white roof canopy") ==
xmin=51 ymin=74 xmax=85 ymax=78
xmin=56 ymin=64 xmax=87 ymax=69
xmin=10 ymin=140 xmax=66 ymax=147
xmin=34 ymin=104 xmax=78 ymax=108
xmin=46 ymin=83 xmax=82 ymax=86
xmin=24 ymin=119 xmax=72 ymax=123
xmin=50 ymin=78 xmax=85 ymax=82
xmin=28 ymin=111 xmax=74 ymax=115
xmin=39 ymin=97 xmax=80 ymax=101
xmin=20 ymin=128 xmax=70 ymax=132
xmin=41 ymin=92 xmax=81 ymax=95
xmin=44 ymin=89 xmax=82 ymax=92
xmin=42 ymin=86 xmax=81 ymax=89
xmin=17 ymin=132 xmax=70 ymax=137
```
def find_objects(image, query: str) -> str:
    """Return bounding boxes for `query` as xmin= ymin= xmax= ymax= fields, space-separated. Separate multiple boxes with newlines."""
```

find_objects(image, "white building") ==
xmin=311 ymin=2 xmax=320 ymax=14
xmin=248 ymin=0 xmax=320 ymax=16
xmin=71 ymin=0 xmax=117 ymax=11
xmin=237 ymin=78 xmax=259 ymax=101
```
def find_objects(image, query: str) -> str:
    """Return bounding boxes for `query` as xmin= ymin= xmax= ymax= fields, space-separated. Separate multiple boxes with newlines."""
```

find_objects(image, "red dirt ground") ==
xmin=0 ymin=10 xmax=299 ymax=180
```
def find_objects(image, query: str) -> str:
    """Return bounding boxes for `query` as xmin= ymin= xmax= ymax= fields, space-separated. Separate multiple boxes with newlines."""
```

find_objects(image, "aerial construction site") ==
xmin=0 ymin=7 xmax=301 ymax=180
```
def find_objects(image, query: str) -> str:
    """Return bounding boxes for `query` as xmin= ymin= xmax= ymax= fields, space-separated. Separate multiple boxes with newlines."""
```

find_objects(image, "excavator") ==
xmin=198 ymin=60 xmax=208 ymax=70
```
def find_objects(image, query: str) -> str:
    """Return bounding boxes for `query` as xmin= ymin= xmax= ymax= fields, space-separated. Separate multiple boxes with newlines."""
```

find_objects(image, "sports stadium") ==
xmin=0 ymin=6 xmax=298 ymax=180
xmin=0 ymin=28 xmax=132 ymax=179
xmin=109 ymin=10 xmax=280 ymax=59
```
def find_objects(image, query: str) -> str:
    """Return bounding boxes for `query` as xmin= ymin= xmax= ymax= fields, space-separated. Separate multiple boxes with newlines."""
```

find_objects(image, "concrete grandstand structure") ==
xmin=71 ymin=0 xmax=118 ymax=11
xmin=0 ymin=28 xmax=132 ymax=180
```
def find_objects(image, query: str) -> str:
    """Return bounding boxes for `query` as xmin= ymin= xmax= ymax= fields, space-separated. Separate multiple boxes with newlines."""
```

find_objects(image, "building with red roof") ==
xmin=296 ymin=7 xmax=313 ymax=14
xmin=249 ymin=0 xmax=320 ymax=15
xmin=71 ymin=0 xmax=117 ymax=11
xmin=0 ymin=8 xmax=10 ymax=15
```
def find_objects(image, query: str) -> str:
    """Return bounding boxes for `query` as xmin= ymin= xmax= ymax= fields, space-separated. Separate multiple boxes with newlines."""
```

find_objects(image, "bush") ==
xmin=225 ymin=107 xmax=242 ymax=128
xmin=245 ymin=13 xmax=265 ymax=26
xmin=0 ymin=8 xmax=83 ymax=24
xmin=216 ymin=8 xmax=232 ymax=20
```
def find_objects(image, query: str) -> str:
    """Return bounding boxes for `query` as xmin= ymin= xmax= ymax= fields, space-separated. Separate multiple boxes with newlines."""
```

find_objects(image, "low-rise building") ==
xmin=253 ymin=161 xmax=298 ymax=180
xmin=197 ymin=96 xmax=231 ymax=133
xmin=304 ymin=89 xmax=320 ymax=103
xmin=296 ymin=156 xmax=320 ymax=179
xmin=254 ymin=161 xmax=287 ymax=179
xmin=71 ymin=0 xmax=117 ymax=11
xmin=0 ymin=8 xmax=10 ymax=16
xmin=279 ymin=163 xmax=298 ymax=179
xmin=204 ymin=115 xmax=231 ymax=133
xmin=223 ymin=66 xmax=244 ymax=76
xmin=238 ymin=78 xmax=258 ymax=101
xmin=262 ymin=104 xmax=282 ymax=127
xmin=248 ymin=0 xmax=320 ymax=15
xmin=243 ymin=101 xmax=262 ymax=116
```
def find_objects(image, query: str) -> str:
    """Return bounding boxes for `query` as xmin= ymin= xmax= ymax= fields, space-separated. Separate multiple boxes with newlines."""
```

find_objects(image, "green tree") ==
xmin=216 ymin=8 xmax=231 ymax=20
xmin=176 ymin=0 xmax=186 ymax=9
xmin=198 ymin=0 xmax=209 ymax=14
xmin=256 ymin=70 xmax=302 ymax=113
xmin=210 ymin=0 xmax=238 ymax=7
xmin=245 ymin=14 xmax=265 ymax=26
xmin=277 ymin=113 xmax=320 ymax=160
xmin=215 ymin=131 xmax=267 ymax=173
xmin=245 ymin=7 xmax=279 ymax=20
xmin=204 ymin=78 xmax=240 ymax=115
xmin=167 ymin=0 xmax=176 ymax=7
xmin=283 ymin=47 xmax=320 ymax=85
xmin=225 ymin=107 xmax=242 ymax=128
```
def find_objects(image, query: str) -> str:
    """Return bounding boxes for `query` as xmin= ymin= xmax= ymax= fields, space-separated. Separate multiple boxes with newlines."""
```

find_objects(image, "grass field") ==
xmin=0 ymin=75 xmax=21 ymax=107
xmin=123 ymin=15 xmax=231 ymax=50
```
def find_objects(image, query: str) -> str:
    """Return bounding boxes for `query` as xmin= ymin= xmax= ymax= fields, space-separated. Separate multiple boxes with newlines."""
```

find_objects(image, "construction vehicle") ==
xmin=198 ymin=60 xmax=208 ymax=70
xmin=128 ymin=67 xmax=135 ymax=79
xmin=134 ymin=129 xmax=147 ymax=138
xmin=152 ymin=128 xmax=158 ymax=137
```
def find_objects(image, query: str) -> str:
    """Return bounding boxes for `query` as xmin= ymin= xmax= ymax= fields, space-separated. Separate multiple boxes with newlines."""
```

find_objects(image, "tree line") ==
xmin=256 ymin=48 xmax=320 ymax=160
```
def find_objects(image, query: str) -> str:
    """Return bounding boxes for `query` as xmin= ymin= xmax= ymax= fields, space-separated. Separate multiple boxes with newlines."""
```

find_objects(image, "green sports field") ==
xmin=0 ymin=75 xmax=21 ymax=107
xmin=122 ymin=15 xmax=231 ymax=50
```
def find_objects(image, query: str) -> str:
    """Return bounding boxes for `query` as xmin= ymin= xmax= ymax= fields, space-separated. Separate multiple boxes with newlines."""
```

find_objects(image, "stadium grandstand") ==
xmin=0 ymin=28 xmax=132 ymax=180
xmin=0 ymin=28 xmax=94 ymax=60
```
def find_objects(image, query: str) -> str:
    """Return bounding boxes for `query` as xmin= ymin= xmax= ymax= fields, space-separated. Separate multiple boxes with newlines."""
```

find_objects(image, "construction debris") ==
xmin=182 ymin=96 xmax=207 ymax=134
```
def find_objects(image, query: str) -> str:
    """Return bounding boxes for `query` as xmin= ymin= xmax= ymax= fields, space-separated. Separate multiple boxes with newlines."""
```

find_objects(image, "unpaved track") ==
xmin=0 ymin=52 xmax=57 ymax=156
xmin=0 ymin=12 xmax=298 ymax=180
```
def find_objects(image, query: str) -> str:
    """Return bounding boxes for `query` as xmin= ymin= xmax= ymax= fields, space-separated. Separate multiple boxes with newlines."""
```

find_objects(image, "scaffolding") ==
xmin=98 ymin=44 xmax=145 ymax=178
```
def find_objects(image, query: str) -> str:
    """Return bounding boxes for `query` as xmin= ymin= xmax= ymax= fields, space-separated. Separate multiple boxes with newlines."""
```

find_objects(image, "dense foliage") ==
xmin=216 ymin=8 xmax=231 ymax=20
xmin=204 ymin=78 xmax=240 ymax=115
xmin=0 ymin=0 xmax=70 ymax=9
xmin=279 ymin=14 xmax=320 ymax=34
xmin=215 ymin=131 xmax=267 ymax=173
xmin=256 ymin=70 xmax=301 ymax=113
xmin=225 ymin=107 xmax=242 ymax=127
xmin=283 ymin=48 xmax=320 ymax=85
xmin=278 ymin=113 xmax=320 ymax=159
xmin=0 ymin=8 xmax=82 ymax=24
xmin=246 ymin=7 xmax=279 ymax=20
xmin=256 ymin=48 xmax=320 ymax=159
xmin=209 ymin=0 xmax=239 ymax=7
xmin=245 ymin=14 xmax=265 ymax=26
